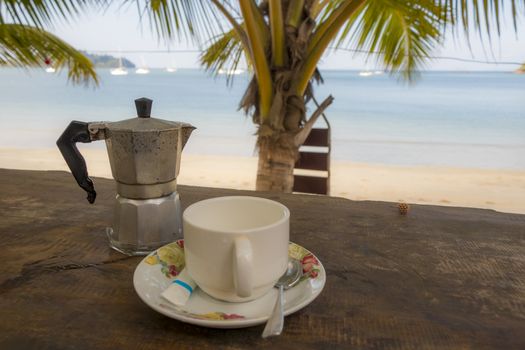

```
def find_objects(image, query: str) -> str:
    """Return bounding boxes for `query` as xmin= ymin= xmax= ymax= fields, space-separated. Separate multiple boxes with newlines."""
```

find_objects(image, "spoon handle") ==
xmin=262 ymin=285 xmax=284 ymax=338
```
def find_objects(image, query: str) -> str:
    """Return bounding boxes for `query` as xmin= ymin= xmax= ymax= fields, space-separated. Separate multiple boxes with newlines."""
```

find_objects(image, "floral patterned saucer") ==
xmin=133 ymin=240 xmax=326 ymax=328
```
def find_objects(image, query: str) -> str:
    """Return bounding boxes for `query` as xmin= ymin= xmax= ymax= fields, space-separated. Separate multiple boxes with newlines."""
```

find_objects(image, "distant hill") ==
xmin=516 ymin=63 xmax=525 ymax=74
xmin=82 ymin=51 xmax=136 ymax=68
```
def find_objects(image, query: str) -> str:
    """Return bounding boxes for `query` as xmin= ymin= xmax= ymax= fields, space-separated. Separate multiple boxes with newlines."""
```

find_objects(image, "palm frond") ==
xmin=0 ymin=0 xmax=105 ymax=28
xmin=310 ymin=0 xmax=329 ymax=21
xmin=269 ymin=0 xmax=286 ymax=66
xmin=200 ymin=29 xmax=247 ymax=85
xmin=0 ymin=24 xmax=98 ymax=85
xmin=239 ymin=0 xmax=273 ymax=119
xmin=286 ymin=0 xmax=305 ymax=27
xmin=333 ymin=0 xmax=525 ymax=80
xmin=334 ymin=0 xmax=443 ymax=81
xmin=440 ymin=0 xmax=525 ymax=36
xmin=295 ymin=0 xmax=366 ymax=94
xmin=134 ymin=0 xmax=229 ymax=44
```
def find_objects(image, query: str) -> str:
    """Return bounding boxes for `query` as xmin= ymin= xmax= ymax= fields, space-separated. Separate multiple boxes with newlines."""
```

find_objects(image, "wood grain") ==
xmin=1 ymin=169 xmax=524 ymax=349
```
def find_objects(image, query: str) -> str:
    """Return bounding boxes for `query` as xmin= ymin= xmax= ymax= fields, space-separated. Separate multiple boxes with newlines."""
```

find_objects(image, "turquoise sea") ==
xmin=0 ymin=68 xmax=523 ymax=170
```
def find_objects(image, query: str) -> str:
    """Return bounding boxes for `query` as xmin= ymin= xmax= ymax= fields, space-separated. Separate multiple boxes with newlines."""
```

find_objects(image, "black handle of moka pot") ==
xmin=56 ymin=121 xmax=97 ymax=204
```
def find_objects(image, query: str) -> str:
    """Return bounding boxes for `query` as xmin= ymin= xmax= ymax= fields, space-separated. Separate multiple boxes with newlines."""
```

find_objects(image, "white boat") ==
xmin=374 ymin=70 xmax=384 ymax=75
xmin=166 ymin=58 xmax=177 ymax=73
xmin=135 ymin=67 xmax=150 ymax=75
xmin=218 ymin=68 xmax=245 ymax=75
xmin=45 ymin=67 xmax=55 ymax=73
xmin=111 ymin=67 xmax=128 ymax=76
xmin=359 ymin=71 xmax=373 ymax=77
xmin=110 ymin=57 xmax=128 ymax=76
xmin=135 ymin=56 xmax=150 ymax=75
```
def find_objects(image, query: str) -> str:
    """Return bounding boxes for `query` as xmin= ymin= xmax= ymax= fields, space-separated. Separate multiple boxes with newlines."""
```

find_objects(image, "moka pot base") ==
xmin=106 ymin=192 xmax=182 ymax=256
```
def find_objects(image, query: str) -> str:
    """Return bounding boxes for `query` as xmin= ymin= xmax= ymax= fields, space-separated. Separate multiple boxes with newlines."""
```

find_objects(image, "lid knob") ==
xmin=135 ymin=97 xmax=153 ymax=118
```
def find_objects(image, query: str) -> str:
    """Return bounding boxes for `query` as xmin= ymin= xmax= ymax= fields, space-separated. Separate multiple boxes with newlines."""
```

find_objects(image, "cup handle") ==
xmin=233 ymin=237 xmax=253 ymax=298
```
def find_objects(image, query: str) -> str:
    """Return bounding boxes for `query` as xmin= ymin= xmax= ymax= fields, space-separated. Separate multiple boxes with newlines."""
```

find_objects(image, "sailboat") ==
xmin=358 ymin=71 xmax=373 ymax=77
xmin=111 ymin=56 xmax=128 ymax=76
xmin=135 ymin=67 xmax=150 ymax=74
xmin=166 ymin=59 xmax=177 ymax=73
xmin=135 ymin=56 xmax=150 ymax=75
xmin=360 ymin=65 xmax=383 ymax=77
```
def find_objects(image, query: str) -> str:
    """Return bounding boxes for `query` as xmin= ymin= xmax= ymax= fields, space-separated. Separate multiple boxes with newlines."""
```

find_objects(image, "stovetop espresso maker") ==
xmin=57 ymin=97 xmax=195 ymax=255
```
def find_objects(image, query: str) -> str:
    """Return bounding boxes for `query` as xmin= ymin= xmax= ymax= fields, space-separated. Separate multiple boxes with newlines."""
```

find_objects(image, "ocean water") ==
xmin=0 ymin=68 xmax=523 ymax=170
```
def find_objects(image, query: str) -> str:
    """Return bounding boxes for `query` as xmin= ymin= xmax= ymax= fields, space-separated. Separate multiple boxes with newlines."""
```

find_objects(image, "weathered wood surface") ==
xmin=1 ymin=168 xmax=524 ymax=350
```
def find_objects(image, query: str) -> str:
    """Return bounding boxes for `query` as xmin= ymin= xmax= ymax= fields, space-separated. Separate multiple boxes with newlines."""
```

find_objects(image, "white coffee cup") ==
xmin=183 ymin=196 xmax=290 ymax=302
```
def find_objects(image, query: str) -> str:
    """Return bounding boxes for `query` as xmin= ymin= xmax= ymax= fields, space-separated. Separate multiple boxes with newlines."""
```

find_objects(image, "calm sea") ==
xmin=0 ymin=68 xmax=523 ymax=170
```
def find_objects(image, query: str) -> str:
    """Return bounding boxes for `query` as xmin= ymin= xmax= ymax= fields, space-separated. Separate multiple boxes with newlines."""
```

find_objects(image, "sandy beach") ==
xmin=1 ymin=147 xmax=523 ymax=214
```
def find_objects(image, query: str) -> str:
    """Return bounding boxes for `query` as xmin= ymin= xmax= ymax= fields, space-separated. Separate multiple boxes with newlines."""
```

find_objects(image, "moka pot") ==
xmin=57 ymin=97 xmax=195 ymax=255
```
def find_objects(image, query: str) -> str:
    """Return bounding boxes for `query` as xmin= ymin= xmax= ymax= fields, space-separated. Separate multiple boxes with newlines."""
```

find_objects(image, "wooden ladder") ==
xmin=293 ymin=100 xmax=331 ymax=195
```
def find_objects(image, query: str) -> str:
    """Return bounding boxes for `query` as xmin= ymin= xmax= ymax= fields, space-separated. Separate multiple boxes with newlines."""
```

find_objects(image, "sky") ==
xmin=50 ymin=2 xmax=525 ymax=71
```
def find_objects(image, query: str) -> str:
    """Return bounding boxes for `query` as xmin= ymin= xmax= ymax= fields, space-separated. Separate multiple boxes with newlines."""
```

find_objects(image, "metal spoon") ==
xmin=262 ymin=258 xmax=303 ymax=338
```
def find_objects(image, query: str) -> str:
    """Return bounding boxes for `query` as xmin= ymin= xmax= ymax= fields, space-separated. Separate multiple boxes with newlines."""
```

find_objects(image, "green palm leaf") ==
xmin=0 ymin=0 xmax=105 ymax=28
xmin=134 ymin=0 xmax=229 ymax=44
xmin=440 ymin=0 xmax=525 ymax=36
xmin=333 ymin=0 xmax=443 ymax=81
xmin=326 ymin=0 xmax=525 ymax=81
xmin=200 ymin=29 xmax=247 ymax=84
xmin=0 ymin=24 xmax=98 ymax=85
xmin=0 ymin=1 xmax=104 ymax=85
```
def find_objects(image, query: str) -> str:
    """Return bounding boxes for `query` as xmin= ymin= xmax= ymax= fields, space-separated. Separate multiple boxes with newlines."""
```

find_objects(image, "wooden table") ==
xmin=1 ymin=169 xmax=524 ymax=349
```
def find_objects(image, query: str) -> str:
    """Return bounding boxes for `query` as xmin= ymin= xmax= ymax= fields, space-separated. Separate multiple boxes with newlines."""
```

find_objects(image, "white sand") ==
xmin=1 ymin=148 xmax=524 ymax=214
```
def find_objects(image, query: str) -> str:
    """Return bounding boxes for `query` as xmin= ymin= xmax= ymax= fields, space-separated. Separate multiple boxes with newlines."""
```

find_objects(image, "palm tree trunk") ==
xmin=256 ymin=134 xmax=298 ymax=192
